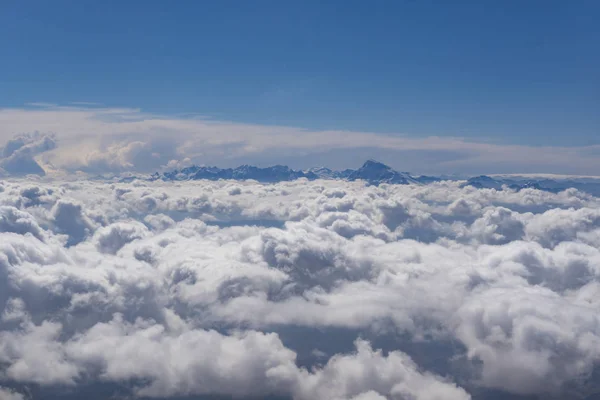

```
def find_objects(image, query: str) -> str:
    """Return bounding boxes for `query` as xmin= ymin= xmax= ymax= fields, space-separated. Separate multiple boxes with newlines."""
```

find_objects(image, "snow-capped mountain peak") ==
xmin=346 ymin=160 xmax=419 ymax=185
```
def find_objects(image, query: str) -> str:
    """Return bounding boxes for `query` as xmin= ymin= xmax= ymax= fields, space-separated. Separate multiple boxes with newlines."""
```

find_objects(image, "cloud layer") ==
xmin=1 ymin=177 xmax=600 ymax=399
xmin=1 ymin=104 xmax=600 ymax=176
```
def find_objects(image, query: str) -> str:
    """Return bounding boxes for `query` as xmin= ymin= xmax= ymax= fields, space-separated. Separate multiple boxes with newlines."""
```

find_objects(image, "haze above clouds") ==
xmin=1 ymin=104 xmax=600 ymax=177
xmin=1 ymin=176 xmax=600 ymax=399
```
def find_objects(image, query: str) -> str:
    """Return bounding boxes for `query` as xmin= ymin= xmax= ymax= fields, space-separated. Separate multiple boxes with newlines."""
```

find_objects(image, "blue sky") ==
xmin=2 ymin=0 xmax=598 ymax=146
xmin=0 ymin=1 xmax=599 ymax=176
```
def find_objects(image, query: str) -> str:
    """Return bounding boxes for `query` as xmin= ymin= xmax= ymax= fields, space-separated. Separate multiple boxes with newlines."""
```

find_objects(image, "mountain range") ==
xmin=148 ymin=160 xmax=600 ymax=196
xmin=150 ymin=160 xmax=430 ymax=185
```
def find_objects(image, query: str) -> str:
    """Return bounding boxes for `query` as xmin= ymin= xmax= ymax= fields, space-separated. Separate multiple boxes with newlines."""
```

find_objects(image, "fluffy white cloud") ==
xmin=292 ymin=339 xmax=469 ymax=400
xmin=0 ymin=386 xmax=25 ymax=400
xmin=0 ymin=132 xmax=56 ymax=177
xmin=1 ymin=177 xmax=600 ymax=399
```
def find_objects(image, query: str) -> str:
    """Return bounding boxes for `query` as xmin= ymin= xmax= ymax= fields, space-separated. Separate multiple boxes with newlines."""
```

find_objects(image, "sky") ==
xmin=0 ymin=0 xmax=598 ymax=175
xmin=3 ymin=3 xmax=600 ymax=399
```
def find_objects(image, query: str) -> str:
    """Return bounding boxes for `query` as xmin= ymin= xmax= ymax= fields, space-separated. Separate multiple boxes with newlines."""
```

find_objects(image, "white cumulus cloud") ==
xmin=1 ymin=177 xmax=600 ymax=399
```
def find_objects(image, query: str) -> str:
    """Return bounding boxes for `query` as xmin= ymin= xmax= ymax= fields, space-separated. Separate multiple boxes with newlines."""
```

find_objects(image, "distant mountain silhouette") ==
xmin=149 ymin=161 xmax=600 ymax=196
xmin=151 ymin=160 xmax=435 ymax=185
